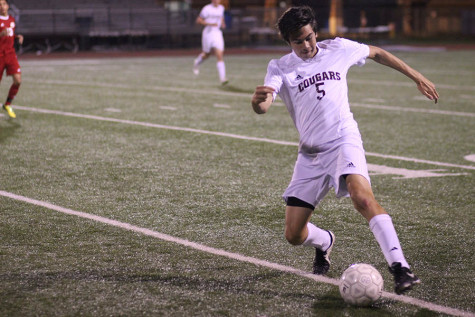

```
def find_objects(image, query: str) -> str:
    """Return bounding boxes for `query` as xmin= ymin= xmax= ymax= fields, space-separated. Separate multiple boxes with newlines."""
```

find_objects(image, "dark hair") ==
xmin=277 ymin=6 xmax=318 ymax=43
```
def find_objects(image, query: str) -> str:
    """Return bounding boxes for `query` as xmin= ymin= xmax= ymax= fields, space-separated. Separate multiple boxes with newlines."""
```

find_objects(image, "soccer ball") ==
xmin=339 ymin=263 xmax=383 ymax=306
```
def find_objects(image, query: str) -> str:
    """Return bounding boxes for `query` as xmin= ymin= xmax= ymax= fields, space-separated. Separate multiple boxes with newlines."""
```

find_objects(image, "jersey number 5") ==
xmin=315 ymin=82 xmax=325 ymax=100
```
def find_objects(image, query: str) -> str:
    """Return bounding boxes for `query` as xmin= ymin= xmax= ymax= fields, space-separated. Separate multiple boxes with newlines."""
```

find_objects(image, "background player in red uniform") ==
xmin=0 ymin=0 xmax=23 ymax=118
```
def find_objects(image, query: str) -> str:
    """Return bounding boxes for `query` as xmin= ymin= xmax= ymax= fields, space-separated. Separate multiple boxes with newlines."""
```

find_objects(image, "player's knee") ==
xmin=284 ymin=227 xmax=305 ymax=245
xmin=350 ymin=191 xmax=375 ymax=212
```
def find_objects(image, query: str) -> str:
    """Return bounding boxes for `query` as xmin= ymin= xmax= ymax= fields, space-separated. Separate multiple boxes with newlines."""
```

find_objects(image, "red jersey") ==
xmin=0 ymin=15 xmax=16 ymax=56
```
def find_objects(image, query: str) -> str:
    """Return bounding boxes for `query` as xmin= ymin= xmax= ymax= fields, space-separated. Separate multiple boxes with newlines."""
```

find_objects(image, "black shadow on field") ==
xmin=0 ymin=119 xmax=21 ymax=144
xmin=314 ymin=294 xmax=394 ymax=316
xmin=3 ymin=269 xmax=315 ymax=301
xmin=218 ymin=84 xmax=253 ymax=94
xmin=314 ymin=295 xmax=443 ymax=316
xmin=412 ymin=308 xmax=449 ymax=316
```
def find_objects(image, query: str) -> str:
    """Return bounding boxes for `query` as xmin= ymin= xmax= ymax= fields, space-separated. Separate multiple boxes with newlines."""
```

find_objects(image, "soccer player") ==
xmin=193 ymin=0 xmax=228 ymax=85
xmin=0 ymin=0 xmax=22 ymax=118
xmin=251 ymin=6 xmax=439 ymax=295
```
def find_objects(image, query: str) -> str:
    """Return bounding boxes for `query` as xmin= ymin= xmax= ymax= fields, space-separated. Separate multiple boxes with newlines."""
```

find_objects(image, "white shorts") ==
xmin=283 ymin=133 xmax=370 ymax=207
xmin=202 ymin=29 xmax=224 ymax=53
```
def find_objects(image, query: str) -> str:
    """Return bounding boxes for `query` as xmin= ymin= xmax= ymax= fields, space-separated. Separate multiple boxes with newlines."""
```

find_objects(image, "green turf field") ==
xmin=1 ymin=48 xmax=474 ymax=316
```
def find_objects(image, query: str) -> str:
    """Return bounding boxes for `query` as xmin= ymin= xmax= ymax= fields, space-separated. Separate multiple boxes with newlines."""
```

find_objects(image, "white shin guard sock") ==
xmin=194 ymin=55 xmax=203 ymax=66
xmin=302 ymin=222 xmax=331 ymax=250
xmin=216 ymin=61 xmax=226 ymax=82
xmin=369 ymin=214 xmax=410 ymax=268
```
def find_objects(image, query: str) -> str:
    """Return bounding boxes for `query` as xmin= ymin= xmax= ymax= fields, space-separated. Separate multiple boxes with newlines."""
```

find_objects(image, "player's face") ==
xmin=0 ymin=0 xmax=9 ymax=16
xmin=211 ymin=0 xmax=220 ymax=6
xmin=289 ymin=24 xmax=318 ymax=60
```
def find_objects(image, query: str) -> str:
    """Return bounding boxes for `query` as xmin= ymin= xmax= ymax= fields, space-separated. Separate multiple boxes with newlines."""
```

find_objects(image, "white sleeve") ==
xmin=199 ymin=6 xmax=208 ymax=19
xmin=340 ymin=38 xmax=370 ymax=67
xmin=263 ymin=60 xmax=283 ymax=100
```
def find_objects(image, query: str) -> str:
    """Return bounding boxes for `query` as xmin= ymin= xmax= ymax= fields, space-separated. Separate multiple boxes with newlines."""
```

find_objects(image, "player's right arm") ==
xmin=251 ymin=86 xmax=275 ymax=114
xmin=196 ymin=16 xmax=218 ymax=27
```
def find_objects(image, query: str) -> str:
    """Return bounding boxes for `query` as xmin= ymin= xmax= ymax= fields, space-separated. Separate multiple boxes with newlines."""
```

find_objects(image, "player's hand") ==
xmin=252 ymin=86 xmax=275 ymax=105
xmin=252 ymin=86 xmax=275 ymax=114
xmin=17 ymin=34 xmax=24 ymax=45
xmin=416 ymin=77 xmax=439 ymax=104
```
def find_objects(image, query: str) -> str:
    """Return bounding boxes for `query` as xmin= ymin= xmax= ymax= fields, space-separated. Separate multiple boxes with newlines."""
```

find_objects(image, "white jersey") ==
xmin=264 ymin=37 xmax=370 ymax=151
xmin=199 ymin=3 xmax=225 ymax=34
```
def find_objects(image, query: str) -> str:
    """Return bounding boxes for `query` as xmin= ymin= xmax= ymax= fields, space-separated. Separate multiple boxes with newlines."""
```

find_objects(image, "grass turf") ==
xmin=0 ymin=48 xmax=474 ymax=316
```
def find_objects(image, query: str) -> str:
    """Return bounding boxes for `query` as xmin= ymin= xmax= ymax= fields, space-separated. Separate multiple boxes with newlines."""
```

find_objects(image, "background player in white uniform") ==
xmin=251 ymin=6 xmax=439 ymax=295
xmin=193 ymin=0 xmax=228 ymax=85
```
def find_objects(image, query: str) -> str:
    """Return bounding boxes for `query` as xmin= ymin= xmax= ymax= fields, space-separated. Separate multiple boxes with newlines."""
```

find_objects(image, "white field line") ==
xmin=465 ymin=154 xmax=475 ymax=163
xmin=0 ymin=190 xmax=473 ymax=317
xmin=351 ymin=103 xmax=475 ymax=118
xmin=37 ymin=79 xmax=250 ymax=98
xmin=105 ymin=107 xmax=122 ymax=113
xmin=20 ymin=59 xmax=475 ymax=92
xmin=365 ymin=152 xmax=475 ymax=170
xmin=34 ymin=79 xmax=475 ymax=117
xmin=213 ymin=103 xmax=231 ymax=109
xmin=349 ymin=79 xmax=475 ymax=92
xmin=159 ymin=106 xmax=177 ymax=111
xmin=13 ymin=105 xmax=475 ymax=171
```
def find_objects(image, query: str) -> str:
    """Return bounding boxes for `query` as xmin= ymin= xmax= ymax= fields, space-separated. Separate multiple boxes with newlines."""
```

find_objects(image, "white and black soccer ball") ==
xmin=339 ymin=263 xmax=383 ymax=306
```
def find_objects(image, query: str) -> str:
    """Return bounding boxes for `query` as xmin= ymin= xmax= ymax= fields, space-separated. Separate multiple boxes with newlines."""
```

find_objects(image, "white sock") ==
xmin=194 ymin=55 xmax=203 ymax=66
xmin=369 ymin=214 xmax=410 ymax=268
xmin=216 ymin=61 xmax=226 ymax=82
xmin=302 ymin=222 xmax=331 ymax=250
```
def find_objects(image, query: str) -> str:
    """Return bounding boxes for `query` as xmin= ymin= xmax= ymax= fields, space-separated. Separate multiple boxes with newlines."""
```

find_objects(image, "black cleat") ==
xmin=389 ymin=262 xmax=421 ymax=295
xmin=313 ymin=230 xmax=335 ymax=275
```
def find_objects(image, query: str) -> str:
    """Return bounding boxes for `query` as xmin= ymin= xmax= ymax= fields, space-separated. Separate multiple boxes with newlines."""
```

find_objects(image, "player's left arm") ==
xmin=16 ymin=34 xmax=23 ymax=45
xmin=368 ymin=45 xmax=439 ymax=103
xmin=220 ymin=16 xmax=226 ymax=29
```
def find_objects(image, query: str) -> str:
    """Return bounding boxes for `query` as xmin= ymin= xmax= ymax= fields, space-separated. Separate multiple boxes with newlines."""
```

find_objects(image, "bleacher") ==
xmin=13 ymin=0 xmax=165 ymax=35
xmin=11 ymin=0 xmax=188 ymax=52
xmin=10 ymin=0 xmax=286 ymax=52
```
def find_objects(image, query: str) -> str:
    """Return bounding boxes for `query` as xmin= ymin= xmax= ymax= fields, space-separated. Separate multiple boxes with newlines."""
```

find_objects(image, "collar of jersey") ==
xmin=291 ymin=44 xmax=322 ymax=63
xmin=0 ymin=15 xmax=9 ymax=20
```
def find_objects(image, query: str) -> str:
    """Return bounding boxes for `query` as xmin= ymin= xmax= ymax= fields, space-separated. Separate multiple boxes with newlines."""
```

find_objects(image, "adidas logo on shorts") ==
xmin=346 ymin=162 xmax=355 ymax=168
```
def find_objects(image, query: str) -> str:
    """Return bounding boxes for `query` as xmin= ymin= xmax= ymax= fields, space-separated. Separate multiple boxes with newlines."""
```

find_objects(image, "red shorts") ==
xmin=0 ymin=53 xmax=21 ymax=81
